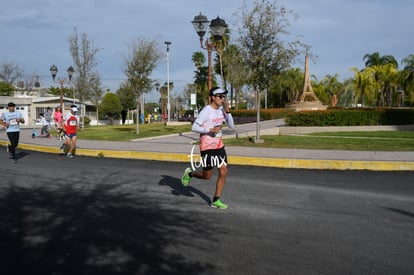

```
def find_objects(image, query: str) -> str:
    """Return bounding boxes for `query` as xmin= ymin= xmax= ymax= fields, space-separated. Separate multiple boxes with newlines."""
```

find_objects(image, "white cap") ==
xmin=209 ymin=87 xmax=228 ymax=96
xmin=71 ymin=107 xmax=78 ymax=112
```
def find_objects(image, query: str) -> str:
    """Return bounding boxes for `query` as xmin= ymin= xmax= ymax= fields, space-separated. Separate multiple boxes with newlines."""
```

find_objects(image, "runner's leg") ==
xmin=68 ymin=135 xmax=77 ymax=155
xmin=7 ymin=132 xmax=19 ymax=158
xmin=214 ymin=164 xmax=228 ymax=198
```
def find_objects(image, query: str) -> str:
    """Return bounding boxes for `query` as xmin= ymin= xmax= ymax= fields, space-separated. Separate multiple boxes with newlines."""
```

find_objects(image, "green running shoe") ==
xmin=211 ymin=199 xmax=228 ymax=210
xmin=181 ymin=167 xmax=192 ymax=186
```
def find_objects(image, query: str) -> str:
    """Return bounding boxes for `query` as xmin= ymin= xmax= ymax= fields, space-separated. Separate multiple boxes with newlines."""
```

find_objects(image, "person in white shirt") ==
xmin=0 ymin=102 xmax=25 ymax=162
xmin=39 ymin=113 xmax=50 ymax=137
xmin=181 ymin=87 xmax=234 ymax=209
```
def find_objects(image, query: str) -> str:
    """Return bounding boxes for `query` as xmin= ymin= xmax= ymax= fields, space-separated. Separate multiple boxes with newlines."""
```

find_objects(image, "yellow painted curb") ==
xmin=2 ymin=140 xmax=414 ymax=171
xmin=228 ymin=156 xmax=414 ymax=171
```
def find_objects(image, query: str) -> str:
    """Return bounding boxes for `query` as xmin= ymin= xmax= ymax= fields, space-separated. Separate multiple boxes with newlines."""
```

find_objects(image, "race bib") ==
xmin=9 ymin=119 xmax=18 ymax=126
xmin=69 ymin=120 xmax=77 ymax=126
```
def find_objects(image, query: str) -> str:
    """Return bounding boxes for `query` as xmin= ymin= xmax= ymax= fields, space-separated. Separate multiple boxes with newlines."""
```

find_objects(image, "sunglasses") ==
xmin=215 ymin=95 xmax=226 ymax=99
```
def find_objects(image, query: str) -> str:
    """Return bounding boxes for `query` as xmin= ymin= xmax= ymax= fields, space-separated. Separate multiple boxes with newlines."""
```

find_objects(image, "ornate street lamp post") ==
xmin=165 ymin=41 xmax=172 ymax=122
xmin=49 ymin=65 xmax=75 ymax=111
xmin=191 ymin=13 xmax=227 ymax=92
xmin=155 ymin=82 xmax=160 ymax=118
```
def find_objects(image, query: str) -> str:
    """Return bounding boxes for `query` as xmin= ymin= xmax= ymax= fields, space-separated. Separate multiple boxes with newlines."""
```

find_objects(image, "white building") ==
xmin=0 ymin=87 xmax=92 ymax=126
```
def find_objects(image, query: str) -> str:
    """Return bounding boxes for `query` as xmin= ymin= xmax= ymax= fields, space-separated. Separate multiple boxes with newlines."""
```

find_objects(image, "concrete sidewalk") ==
xmin=1 ymin=120 xmax=414 ymax=171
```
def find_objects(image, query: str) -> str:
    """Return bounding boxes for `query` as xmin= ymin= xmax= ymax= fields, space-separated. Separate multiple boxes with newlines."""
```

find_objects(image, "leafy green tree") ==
xmin=69 ymin=28 xmax=101 ymax=103
xmin=99 ymin=92 xmax=123 ymax=124
xmin=117 ymin=82 xmax=137 ymax=111
xmin=49 ymin=86 xmax=73 ymax=98
xmin=221 ymin=44 xmax=250 ymax=109
xmin=236 ymin=0 xmax=307 ymax=93
xmin=0 ymin=81 xmax=14 ymax=96
xmin=124 ymin=37 xmax=163 ymax=134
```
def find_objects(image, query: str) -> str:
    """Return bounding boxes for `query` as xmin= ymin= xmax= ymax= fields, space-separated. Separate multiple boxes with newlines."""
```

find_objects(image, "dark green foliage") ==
xmin=81 ymin=116 xmax=91 ymax=126
xmin=230 ymin=108 xmax=295 ymax=124
xmin=0 ymin=82 xmax=14 ymax=96
xmin=379 ymin=109 xmax=414 ymax=125
xmin=285 ymin=108 xmax=414 ymax=126
xmin=231 ymin=108 xmax=294 ymax=118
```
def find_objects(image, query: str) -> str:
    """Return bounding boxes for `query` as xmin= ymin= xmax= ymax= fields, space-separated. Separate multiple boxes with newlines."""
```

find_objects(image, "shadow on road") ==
xmin=0 ymin=177 xmax=215 ymax=274
xmin=384 ymin=207 xmax=414 ymax=218
xmin=15 ymin=151 xmax=30 ymax=161
xmin=159 ymin=175 xmax=212 ymax=206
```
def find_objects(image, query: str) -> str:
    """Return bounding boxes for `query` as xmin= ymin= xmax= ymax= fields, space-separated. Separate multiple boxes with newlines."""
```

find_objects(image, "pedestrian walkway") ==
xmin=1 ymin=120 xmax=414 ymax=171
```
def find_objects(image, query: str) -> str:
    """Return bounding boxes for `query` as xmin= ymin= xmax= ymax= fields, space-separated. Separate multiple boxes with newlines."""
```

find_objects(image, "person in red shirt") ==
xmin=61 ymin=106 xmax=79 ymax=158
xmin=53 ymin=106 xmax=64 ymax=139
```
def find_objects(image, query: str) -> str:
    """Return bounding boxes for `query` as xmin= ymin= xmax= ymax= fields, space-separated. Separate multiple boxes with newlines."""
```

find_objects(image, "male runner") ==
xmin=62 ymin=106 xmax=79 ymax=158
xmin=181 ymin=87 xmax=234 ymax=209
xmin=0 ymin=102 xmax=25 ymax=163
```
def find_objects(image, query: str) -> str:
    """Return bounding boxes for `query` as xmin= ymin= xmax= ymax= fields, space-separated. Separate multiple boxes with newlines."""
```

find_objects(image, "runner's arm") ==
xmin=224 ymin=112 xmax=234 ymax=128
xmin=19 ymin=113 xmax=25 ymax=124
xmin=192 ymin=122 xmax=210 ymax=134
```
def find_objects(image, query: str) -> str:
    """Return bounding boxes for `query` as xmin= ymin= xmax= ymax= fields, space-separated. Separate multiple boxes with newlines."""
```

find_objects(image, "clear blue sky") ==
xmin=1 ymin=0 xmax=412 ymax=102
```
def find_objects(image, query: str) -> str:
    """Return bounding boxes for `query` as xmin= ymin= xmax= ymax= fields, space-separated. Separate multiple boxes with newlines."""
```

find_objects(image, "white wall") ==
xmin=0 ymin=105 xmax=29 ymax=126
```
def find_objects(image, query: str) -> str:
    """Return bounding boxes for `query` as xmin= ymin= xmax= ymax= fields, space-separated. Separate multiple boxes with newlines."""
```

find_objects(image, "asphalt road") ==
xmin=1 ymin=150 xmax=414 ymax=275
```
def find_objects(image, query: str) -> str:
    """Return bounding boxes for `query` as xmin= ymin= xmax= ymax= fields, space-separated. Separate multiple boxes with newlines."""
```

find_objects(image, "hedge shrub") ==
xmin=285 ymin=108 xmax=414 ymax=126
xmin=231 ymin=108 xmax=295 ymax=124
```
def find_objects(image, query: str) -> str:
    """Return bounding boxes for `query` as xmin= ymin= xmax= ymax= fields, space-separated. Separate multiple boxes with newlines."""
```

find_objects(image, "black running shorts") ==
xmin=200 ymin=147 xmax=228 ymax=171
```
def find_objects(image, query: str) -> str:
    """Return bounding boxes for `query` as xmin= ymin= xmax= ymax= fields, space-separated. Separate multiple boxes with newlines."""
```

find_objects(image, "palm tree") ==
xmin=191 ymin=51 xmax=210 ymax=106
xmin=341 ymin=78 xmax=356 ymax=107
xmin=191 ymin=52 xmax=205 ymax=70
xmin=364 ymin=52 xmax=382 ymax=67
xmin=401 ymin=54 xmax=414 ymax=105
xmin=372 ymin=64 xmax=400 ymax=107
xmin=363 ymin=52 xmax=400 ymax=107
xmin=320 ymin=74 xmax=343 ymax=107
xmin=270 ymin=68 xmax=303 ymax=107
xmin=194 ymin=66 xmax=216 ymax=106
xmin=350 ymin=67 xmax=377 ymax=107
xmin=363 ymin=52 xmax=398 ymax=68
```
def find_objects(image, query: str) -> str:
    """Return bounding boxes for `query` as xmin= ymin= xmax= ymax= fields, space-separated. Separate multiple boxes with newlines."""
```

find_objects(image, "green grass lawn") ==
xmin=224 ymin=131 xmax=414 ymax=151
xmin=67 ymin=123 xmax=192 ymax=142
xmin=51 ymin=124 xmax=414 ymax=151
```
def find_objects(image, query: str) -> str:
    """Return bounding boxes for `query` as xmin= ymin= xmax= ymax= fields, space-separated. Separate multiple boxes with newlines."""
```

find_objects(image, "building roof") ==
xmin=0 ymin=96 xmax=32 ymax=105
xmin=1 ymin=96 xmax=93 ymax=107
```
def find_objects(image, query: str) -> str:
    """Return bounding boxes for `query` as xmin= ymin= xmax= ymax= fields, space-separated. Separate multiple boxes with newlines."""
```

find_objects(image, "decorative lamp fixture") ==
xmin=67 ymin=66 xmax=75 ymax=81
xmin=191 ymin=12 xmax=210 ymax=39
xmin=50 ymin=65 xmax=58 ymax=81
xmin=209 ymin=16 xmax=227 ymax=41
